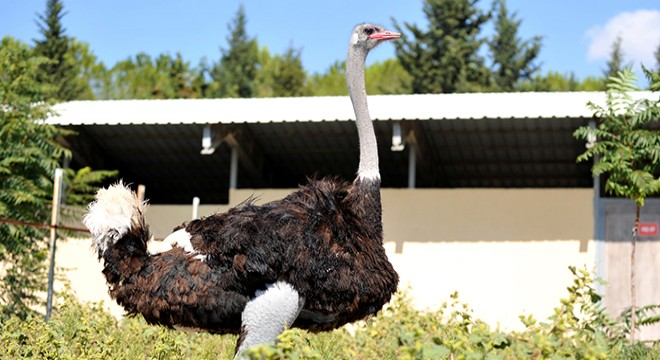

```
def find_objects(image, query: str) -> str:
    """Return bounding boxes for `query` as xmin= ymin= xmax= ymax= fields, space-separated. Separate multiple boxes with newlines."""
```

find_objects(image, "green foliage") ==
xmin=257 ymin=46 xmax=310 ymax=98
xmin=208 ymin=5 xmax=259 ymax=98
xmin=0 ymin=36 xmax=68 ymax=319
xmin=574 ymin=68 xmax=660 ymax=206
xmin=392 ymin=0 xmax=492 ymax=94
xmin=365 ymin=59 xmax=413 ymax=95
xmin=488 ymin=0 xmax=542 ymax=91
xmin=308 ymin=61 xmax=347 ymax=96
xmin=249 ymin=267 xmax=660 ymax=359
xmin=5 ymin=269 xmax=657 ymax=359
xmin=33 ymin=0 xmax=85 ymax=101
xmin=307 ymin=59 xmax=412 ymax=96
xmin=67 ymin=39 xmax=106 ymax=100
xmin=0 ymin=290 xmax=236 ymax=359
xmin=0 ymin=36 xmax=117 ymax=319
xmin=655 ymin=42 xmax=660 ymax=74
xmin=519 ymin=71 xmax=606 ymax=92
xmin=103 ymin=52 xmax=201 ymax=99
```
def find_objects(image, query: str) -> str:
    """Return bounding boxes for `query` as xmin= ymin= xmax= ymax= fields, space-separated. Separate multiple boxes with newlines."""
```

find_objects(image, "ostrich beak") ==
xmin=369 ymin=30 xmax=401 ymax=41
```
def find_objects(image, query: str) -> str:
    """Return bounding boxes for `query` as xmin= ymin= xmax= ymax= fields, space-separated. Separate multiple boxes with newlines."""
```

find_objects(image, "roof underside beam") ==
xmin=203 ymin=124 xmax=267 ymax=188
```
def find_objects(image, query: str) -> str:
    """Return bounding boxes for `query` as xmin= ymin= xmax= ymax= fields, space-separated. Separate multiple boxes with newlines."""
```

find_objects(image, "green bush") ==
xmin=1 ymin=268 xmax=659 ymax=359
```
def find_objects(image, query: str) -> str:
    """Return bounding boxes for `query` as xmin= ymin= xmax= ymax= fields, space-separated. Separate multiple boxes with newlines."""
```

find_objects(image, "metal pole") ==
xmin=408 ymin=144 xmax=416 ymax=189
xmin=45 ymin=168 xmax=63 ymax=322
xmin=229 ymin=146 xmax=238 ymax=190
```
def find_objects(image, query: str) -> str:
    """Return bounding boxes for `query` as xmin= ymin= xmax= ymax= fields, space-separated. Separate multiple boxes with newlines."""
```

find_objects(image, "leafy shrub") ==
xmin=2 ymin=268 xmax=660 ymax=359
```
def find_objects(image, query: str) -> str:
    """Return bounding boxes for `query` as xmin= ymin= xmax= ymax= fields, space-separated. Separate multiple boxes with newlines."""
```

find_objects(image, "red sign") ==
xmin=639 ymin=222 xmax=659 ymax=237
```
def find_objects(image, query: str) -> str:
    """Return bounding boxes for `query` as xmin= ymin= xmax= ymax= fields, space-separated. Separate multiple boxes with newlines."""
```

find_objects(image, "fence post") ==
xmin=45 ymin=168 xmax=63 ymax=322
xmin=137 ymin=184 xmax=146 ymax=203
xmin=192 ymin=197 xmax=200 ymax=220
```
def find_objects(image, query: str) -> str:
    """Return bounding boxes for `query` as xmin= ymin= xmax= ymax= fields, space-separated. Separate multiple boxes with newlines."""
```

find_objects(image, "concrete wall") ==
xmin=57 ymin=188 xmax=596 ymax=330
xmin=603 ymin=201 xmax=660 ymax=340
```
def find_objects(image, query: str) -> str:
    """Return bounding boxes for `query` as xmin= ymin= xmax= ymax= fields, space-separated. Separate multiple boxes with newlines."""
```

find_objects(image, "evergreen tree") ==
xmin=192 ymin=57 xmax=211 ymax=98
xmin=519 ymin=71 xmax=605 ymax=92
xmin=270 ymin=47 xmax=308 ymax=97
xmin=106 ymin=53 xmax=162 ymax=99
xmin=166 ymin=52 xmax=200 ymax=98
xmin=103 ymin=52 xmax=199 ymax=99
xmin=209 ymin=5 xmax=258 ymax=98
xmin=308 ymin=59 xmax=412 ymax=96
xmin=604 ymin=36 xmax=630 ymax=81
xmin=654 ymin=41 xmax=660 ymax=73
xmin=392 ymin=0 xmax=491 ymax=94
xmin=488 ymin=0 xmax=542 ymax=91
xmin=67 ymin=39 xmax=105 ymax=100
xmin=308 ymin=61 xmax=346 ymax=96
xmin=365 ymin=59 xmax=413 ymax=95
xmin=257 ymin=46 xmax=309 ymax=97
xmin=33 ymin=0 xmax=82 ymax=101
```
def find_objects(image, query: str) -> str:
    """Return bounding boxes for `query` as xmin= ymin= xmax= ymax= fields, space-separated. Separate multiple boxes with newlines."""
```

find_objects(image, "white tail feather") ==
xmin=82 ymin=181 xmax=147 ymax=256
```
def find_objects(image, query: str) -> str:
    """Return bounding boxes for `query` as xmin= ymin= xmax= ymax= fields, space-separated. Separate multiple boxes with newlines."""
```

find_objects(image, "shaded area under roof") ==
xmin=48 ymin=92 xmax=647 ymax=204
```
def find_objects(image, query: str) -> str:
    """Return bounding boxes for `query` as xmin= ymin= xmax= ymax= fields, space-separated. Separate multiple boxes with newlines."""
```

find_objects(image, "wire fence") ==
xmin=0 ymin=216 xmax=89 ymax=234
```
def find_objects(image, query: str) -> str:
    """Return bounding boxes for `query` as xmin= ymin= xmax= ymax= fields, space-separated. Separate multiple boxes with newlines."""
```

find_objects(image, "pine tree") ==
xmin=209 ymin=5 xmax=258 ymax=98
xmin=33 ymin=0 xmax=82 ymax=101
xmin=489 ymin=0 xmax=541 ymax=91
xmin=604 ymin=36 xmax=630 ymax=81
xmin=392 ymin=0 xmax=491 ymax=94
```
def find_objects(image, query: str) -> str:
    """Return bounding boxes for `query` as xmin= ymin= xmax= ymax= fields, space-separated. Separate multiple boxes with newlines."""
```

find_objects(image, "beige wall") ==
xmin=57 ymin=188 xmax=595 ymax=330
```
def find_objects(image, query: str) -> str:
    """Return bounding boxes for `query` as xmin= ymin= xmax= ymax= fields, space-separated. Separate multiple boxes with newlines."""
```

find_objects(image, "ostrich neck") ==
xmin=346 ymin=45 xmax=379 ymax=181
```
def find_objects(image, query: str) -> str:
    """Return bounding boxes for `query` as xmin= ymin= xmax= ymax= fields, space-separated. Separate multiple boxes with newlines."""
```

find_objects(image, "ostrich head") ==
xmin=350 ymin=23 xmax=401 ymax=52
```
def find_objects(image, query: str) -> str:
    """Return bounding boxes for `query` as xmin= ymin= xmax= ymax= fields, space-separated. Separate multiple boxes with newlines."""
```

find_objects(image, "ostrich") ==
xmin=83 ymin=23 xmax=400 ymax=358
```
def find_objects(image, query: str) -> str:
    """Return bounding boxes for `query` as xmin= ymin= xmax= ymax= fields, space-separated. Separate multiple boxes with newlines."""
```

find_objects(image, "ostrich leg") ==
xmin=234 ymin=282 xmax=304 ymax=359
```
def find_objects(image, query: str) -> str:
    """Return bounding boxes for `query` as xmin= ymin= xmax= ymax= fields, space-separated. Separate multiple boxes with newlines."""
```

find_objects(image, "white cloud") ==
xmin=586 ymin=9 xmax=660 ymax=67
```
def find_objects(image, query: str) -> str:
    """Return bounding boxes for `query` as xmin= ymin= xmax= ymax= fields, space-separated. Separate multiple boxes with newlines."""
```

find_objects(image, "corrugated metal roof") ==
xmin=51 ymin=92 xmax=658 ymax=204
xmin=48 ymin=92 xmax=656 ymax=126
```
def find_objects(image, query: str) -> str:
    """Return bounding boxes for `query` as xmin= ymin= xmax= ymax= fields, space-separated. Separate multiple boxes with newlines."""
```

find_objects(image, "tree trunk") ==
xmin=630 ymin=204 xmax=640 ymax=343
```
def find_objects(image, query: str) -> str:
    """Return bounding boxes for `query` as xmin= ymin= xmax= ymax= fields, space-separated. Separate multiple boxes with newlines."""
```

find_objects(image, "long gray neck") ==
xmin=346 ymin=44 xmax=379 ymax=181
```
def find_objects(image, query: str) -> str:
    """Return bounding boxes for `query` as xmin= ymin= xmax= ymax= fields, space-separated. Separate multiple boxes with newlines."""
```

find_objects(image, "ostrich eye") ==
xmin=363 ymin=28 xmax=375 ymax=36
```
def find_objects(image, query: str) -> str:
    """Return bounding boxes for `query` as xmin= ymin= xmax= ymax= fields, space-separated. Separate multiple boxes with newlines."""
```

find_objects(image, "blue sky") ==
xmin=1 ymin=1 xmax=659 ymax=82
